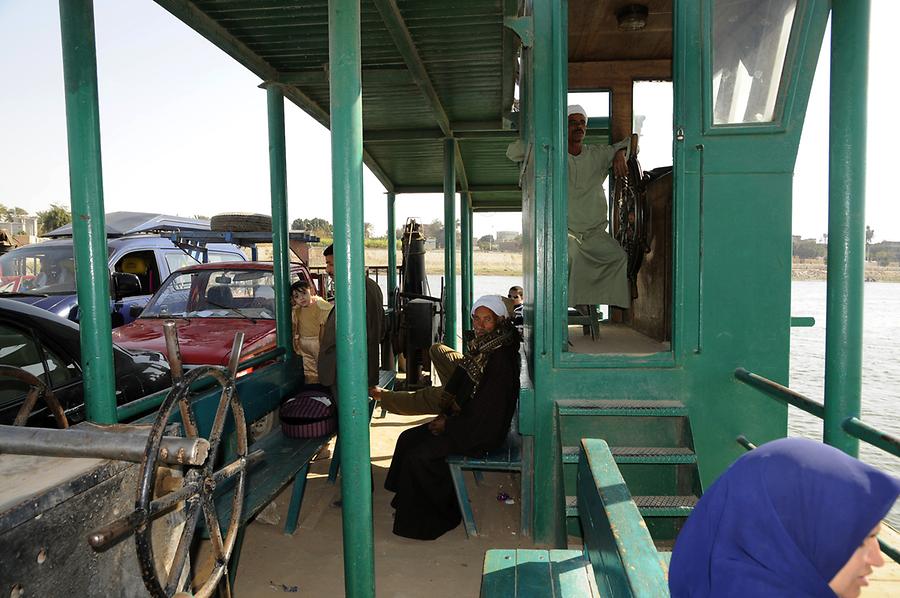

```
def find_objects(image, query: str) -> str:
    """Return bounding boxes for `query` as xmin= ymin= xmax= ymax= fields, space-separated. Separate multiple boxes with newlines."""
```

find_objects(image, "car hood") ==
xmin=112 ymin=318 xmax=277 ymax=366
xmin=5 ymin=294 xmax=78 ymax=319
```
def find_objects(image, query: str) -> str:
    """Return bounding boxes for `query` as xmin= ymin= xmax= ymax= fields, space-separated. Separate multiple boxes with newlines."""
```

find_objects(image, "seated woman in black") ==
xmin=385 ymin=295 xmax=521 ymax=540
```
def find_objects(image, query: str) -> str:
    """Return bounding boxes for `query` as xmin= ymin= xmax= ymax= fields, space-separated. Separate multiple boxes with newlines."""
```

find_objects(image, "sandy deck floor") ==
xmin=232 ymin=412 xmax=531 ymax=597
xmin=230 ymin=412 xmax=900 ymax=597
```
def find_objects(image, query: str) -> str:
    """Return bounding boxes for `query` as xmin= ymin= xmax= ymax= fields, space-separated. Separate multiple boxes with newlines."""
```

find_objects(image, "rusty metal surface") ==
xmin=0 ymin=457 xmax=185 ymax=597
xmin=0 ymin=424 xmax=209 ymax=466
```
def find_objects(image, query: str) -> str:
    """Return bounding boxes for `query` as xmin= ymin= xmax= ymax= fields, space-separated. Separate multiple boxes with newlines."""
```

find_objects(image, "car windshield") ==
xmin=0 ymin=245 xmax=84 ymax=295
xmin=141 ymin=268 xmax=277 ymax=320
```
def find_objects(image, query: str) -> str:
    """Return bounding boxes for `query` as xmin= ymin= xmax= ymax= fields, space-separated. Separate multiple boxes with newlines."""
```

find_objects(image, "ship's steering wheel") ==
xmin=88 ymin=359 xmax=258 ymax=598
xmin=0 ymin=364 xmax=68 ymax=428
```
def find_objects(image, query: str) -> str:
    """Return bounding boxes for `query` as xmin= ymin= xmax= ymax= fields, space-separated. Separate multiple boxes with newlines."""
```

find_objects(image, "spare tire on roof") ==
xmin=210 ymin=212 xmax=273 ymax=232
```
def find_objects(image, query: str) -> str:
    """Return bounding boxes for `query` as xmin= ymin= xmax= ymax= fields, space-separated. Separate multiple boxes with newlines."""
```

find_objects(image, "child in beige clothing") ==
xmin=291 ymin=280 xmax=332 ymax=384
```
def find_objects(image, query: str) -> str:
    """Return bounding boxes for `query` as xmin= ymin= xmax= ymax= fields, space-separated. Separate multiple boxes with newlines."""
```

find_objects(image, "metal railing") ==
xmin=116 ymin=348 xmax=287 ymax=421
xmin=734 ymin=367 xmax=900 ymax=563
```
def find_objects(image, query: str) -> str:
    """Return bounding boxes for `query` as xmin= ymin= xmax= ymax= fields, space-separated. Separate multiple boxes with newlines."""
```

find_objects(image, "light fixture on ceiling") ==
xmin=617 ymin=4 xmax=649 ymax=31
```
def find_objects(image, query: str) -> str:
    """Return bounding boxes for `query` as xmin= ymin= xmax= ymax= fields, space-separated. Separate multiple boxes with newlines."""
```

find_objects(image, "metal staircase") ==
xmin=557 ymin=399 xmax=701 ymax=543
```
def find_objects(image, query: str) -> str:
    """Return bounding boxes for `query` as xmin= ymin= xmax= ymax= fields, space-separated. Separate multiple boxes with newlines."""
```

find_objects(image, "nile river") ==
xmin=381 ymin=276 xmax=899 ymax=525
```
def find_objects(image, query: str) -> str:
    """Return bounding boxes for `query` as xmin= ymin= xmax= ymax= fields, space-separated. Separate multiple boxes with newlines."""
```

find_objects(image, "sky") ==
xmin=0 ymin=1 xmax=897 ymax=242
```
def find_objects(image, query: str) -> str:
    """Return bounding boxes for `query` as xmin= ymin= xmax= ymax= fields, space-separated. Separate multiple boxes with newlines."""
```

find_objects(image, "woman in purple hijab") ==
xmin=669 ymin=437 xmax=899 ymax=597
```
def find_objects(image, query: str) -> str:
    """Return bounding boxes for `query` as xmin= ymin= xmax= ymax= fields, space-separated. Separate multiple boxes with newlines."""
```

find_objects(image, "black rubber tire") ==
xmin=210 ymin=212 xmax=273 ymax=232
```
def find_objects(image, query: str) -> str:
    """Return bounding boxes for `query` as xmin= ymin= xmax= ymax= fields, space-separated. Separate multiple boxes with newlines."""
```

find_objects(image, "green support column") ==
xmin=443 ymin=138 xmax=458 ymax=349
xmin=460 ymin=193 xmax=473 ymax=333
xmin=328 ymin=0 xmax=375 ymax=595
xmin=58 ymin=0 xmax=115 ymax=424
xmin=387 ymin=192 xmax=397 ymax=309
xmin=531 ymin=0 xmax=568 ymax=547
xmin=266 ymin=84 xmax=292 ymax=355
xmin=824 ymin=0 xmax=869 ymax=457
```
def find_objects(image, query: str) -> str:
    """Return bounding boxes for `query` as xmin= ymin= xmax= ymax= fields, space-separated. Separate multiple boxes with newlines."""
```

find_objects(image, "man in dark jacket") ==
xmin=317 ymin=244 xmax=384 ymax=392
xmin=384 ymin=295 xmax=521 ymax=540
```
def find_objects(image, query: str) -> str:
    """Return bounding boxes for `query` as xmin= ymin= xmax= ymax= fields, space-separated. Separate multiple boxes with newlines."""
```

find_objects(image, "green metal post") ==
xmin=443 ymin=138 xmax=458 ymax=349
xmin=266 ymin=84 xmax=292 ymax=355
xmin=387 ymin=192 xmax=397 ymax=309
xmin=530 ymin=0 xmax=568 ymax=547
xmin=824 ymin=0 xmax=869 ymax=457
xmin=58 ymin=0 xmax=116 ymax=424
xmin=460 ymin=193 xmax=473 ymax=333
xmin=328 ymin=0 xmax=375 ymax=595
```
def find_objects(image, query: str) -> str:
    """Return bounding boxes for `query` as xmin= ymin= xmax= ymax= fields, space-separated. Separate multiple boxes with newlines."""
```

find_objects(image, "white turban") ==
xmin=567 ymin=104 xmax=587 ymax=117
xmin=471 ymin=295 xmax=508 ymax=318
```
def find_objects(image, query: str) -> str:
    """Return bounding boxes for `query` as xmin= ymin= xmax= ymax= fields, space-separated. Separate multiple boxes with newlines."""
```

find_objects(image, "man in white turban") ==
xmin=564 ymin=104 xmax=632 ymax=309
xmin=507 ymin=105 xmax=633 ymax=309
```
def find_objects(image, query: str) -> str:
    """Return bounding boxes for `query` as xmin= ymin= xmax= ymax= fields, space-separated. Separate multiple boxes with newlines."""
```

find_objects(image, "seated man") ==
xmin=371 ymin=295 xmax=520 ymax=415
xmin=384 ymin=295 xmax=521 ymax=540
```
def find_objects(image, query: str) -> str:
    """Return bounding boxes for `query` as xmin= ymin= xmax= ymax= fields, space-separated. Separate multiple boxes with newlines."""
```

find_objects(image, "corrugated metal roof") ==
xmin=158 ymin=0 xmax=523 ymax=209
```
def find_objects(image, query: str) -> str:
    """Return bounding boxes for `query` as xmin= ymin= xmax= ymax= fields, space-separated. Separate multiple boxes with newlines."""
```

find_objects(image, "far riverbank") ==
xmin=300 ymin=247 xmax=900 ymax=281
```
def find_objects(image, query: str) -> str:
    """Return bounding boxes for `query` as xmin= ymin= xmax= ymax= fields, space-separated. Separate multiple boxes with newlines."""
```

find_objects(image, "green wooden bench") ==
xmin=327 ymin=368 xmax=396 ymax=483
xmin=447 ymin=424 xmax=528 ymax=538
xmin=480 ymin=439 xmax=669 ymax=597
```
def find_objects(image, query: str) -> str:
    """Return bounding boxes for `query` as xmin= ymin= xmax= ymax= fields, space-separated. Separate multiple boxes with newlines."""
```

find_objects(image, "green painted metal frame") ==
xmin=328 ymin=0 xmax=375 ymax=594
xmin=443 ymin=138 xmax=458 ymax=349
xmin=824 ymin=0 xmax=869 ymax=457
xmin=266 ymin=84 xmax=292 ymax=354
xmin=460 ymin=192 xmax=473 ymax=333
xmin=58 ymin=0 xmax=116 ymax=423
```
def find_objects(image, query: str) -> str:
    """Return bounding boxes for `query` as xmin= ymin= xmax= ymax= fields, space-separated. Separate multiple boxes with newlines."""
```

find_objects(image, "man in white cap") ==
xmin=370 ymin=294 xmax=518 ymax=415
xmin=384 ymin=294 xmax=521 ymax=539
xmin=507 ymin=105 xmax=633 ymax=310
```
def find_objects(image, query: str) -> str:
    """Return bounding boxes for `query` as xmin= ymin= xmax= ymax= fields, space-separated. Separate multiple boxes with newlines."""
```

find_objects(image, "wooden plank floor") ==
xmin=568 ymin=322 xmax=670 ymax=355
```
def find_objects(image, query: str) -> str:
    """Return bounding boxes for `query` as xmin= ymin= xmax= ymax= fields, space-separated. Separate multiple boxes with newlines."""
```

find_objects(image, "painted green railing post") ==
xmin=387 ymin=191 xmax=397 ymax=309
xmin=265 ymin=83 xmax=292 ymax=354
xmin=460 ymin=193 xmax=473 ymax=333
xmin=58 ymin=0 xmax=116 ymax=424
xmin=443 ymin=138 xmax=458 ymax=349
xmin=328 ymin=0 xmax=375 ymax=595
xmin=530 ymin=0 xmax=568 ymax=547
xmin=824 ymin=0 xmax=869 ymax=457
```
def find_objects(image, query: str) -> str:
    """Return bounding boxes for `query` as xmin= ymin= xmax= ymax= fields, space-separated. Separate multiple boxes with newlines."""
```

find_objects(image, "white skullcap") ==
xmin=567 ymin=104 xmax=587 ymax=117
xmin=471 ymin=295 xmax=508 ymax=318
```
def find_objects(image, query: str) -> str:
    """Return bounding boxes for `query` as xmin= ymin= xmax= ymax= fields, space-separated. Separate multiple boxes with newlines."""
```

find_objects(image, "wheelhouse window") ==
xmin=711 ymin=0 xmax=797 ymax=125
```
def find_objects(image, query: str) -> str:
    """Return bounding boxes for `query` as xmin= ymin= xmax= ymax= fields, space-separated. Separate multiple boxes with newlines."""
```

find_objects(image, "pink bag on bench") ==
xmin=280 ymin=389 xmax=336 ymax=438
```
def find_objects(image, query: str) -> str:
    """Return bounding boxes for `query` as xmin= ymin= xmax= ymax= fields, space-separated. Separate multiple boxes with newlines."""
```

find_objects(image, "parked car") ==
xmin=0 ymin=235 xmax=245 ymax=326
xmin=0 ymin=298 xmax=173 ymax=427
xmin=112 ymin=262 xmax=315 ymax=367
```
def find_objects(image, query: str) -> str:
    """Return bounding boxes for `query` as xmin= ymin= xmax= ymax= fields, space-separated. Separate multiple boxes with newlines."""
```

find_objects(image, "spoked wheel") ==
xmin=88 ymin=362 xmax=261 ymax=598
xmin=613 ymin=149 xmax=652 ymax=296
xmin=0 ymin=364 xmax=68 ymax=428
xmin=139 ymin=365 xmax=250 ymax=598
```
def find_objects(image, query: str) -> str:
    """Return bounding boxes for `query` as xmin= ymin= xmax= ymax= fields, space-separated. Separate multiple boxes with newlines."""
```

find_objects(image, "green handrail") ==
xmin=116 ymin=349 xmax=286 ymax=421
xmin=733 ymin=367 xmax=824 ymax=419
xmin=842 ymin=417 xmax=900 ymax=459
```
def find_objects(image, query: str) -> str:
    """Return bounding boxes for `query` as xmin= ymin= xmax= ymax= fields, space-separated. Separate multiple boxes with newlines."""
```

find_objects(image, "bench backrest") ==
xmin=577 ymin=438 xmax=669 ymax=598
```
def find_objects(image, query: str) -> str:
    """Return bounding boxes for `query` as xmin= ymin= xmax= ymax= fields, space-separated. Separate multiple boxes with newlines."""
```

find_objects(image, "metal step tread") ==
xmin=557 ymin=399 xmax=688 ymax=417
xmin=561 ymin=445 xmax=697 ymax=464
xmin=565 ymin=494 xmax=697 ymax=518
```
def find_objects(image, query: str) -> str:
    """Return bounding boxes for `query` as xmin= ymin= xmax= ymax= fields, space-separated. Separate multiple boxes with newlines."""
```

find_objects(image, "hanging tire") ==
xmin=210 ymin=212 xmax=273 ymax=232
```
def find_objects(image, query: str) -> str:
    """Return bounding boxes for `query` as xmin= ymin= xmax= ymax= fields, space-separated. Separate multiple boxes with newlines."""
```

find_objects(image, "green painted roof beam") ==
xmin=371 ymin=0 xmax=470 ymax=192
xmin=278 ymin=68 xmax=414 ymax=86
xmin=394 ymin=184 xmax=520 ymax=194
xmin=501 ymin=0 xmax=520 ymax=128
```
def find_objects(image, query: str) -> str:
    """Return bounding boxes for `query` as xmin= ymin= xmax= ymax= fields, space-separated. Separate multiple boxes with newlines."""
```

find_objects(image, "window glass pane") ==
xmin=712 ymin=0 xmax=797 ymax=124
xmin=208 ymin=251 xmax=242 ymax=263
xmin=165 ymin=251 xmax=198 ymax=273
xmin=44 ymin=346 xmax=78 ymax=387
xmin=633 ymin=81 xmax=673 ymax=170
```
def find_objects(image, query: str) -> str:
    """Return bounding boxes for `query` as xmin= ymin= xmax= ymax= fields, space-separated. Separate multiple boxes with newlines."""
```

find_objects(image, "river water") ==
xmin=383 ymin=276 xmax=900 ymax=525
